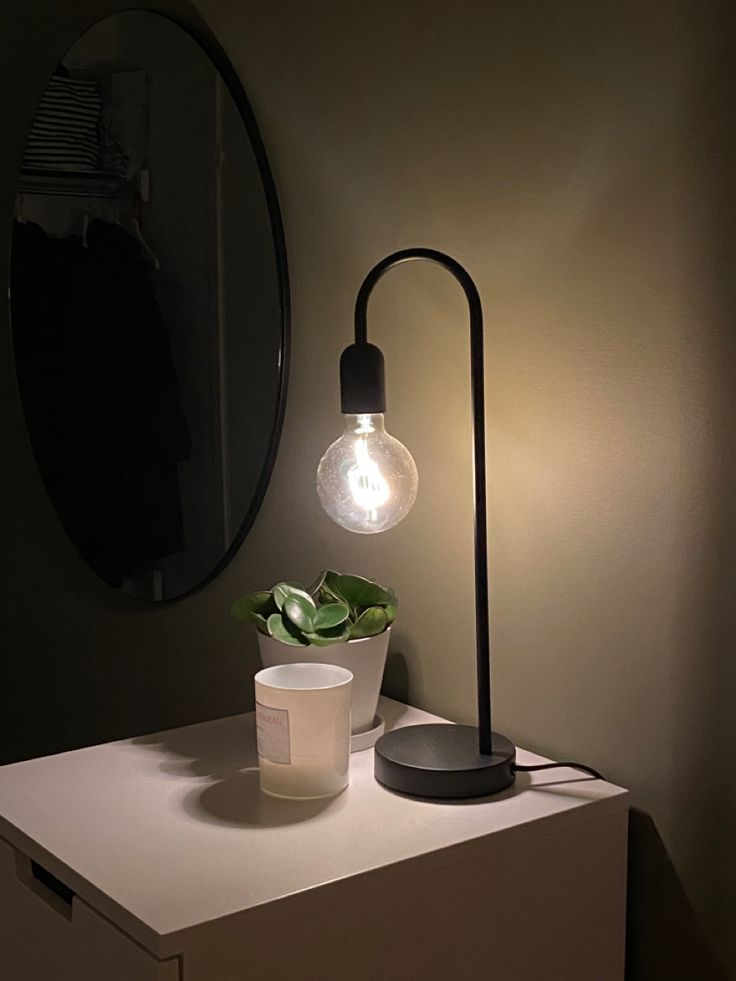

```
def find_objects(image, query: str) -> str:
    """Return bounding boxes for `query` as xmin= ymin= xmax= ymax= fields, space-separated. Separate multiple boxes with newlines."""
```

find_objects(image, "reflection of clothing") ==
xmin=11 ymin=219 xmax=191 ymax=586
xmin=23 ymin=72 xmax=102 ymax=172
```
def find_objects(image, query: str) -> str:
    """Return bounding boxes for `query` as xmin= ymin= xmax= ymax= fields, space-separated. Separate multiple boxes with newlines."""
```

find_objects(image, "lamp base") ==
xmin=374 ymin=723 xmax=515 ymax=799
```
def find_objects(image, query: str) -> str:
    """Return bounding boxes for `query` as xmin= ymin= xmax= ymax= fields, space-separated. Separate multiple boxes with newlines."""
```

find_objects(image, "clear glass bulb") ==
xmin=316 ymin=413 xmax=418 ymax=533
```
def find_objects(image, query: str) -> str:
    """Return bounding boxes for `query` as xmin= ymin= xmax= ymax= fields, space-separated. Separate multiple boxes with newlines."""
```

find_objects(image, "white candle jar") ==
xmin=254 ymin=663 xmax=353 ymax=799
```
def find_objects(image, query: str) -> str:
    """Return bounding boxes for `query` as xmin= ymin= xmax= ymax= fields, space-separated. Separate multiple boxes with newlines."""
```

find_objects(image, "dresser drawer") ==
xmin=0 ymin=839 xmax=179 ymax=981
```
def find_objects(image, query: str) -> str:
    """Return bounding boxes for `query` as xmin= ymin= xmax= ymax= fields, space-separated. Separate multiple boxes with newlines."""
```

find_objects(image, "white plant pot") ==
xmin=257 ymin=628 xmax=390 ymax=745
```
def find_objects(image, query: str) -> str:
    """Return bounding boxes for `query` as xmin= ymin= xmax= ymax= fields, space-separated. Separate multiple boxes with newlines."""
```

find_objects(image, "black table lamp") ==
xmin=316 ymin=248 xmax=516 ymax=799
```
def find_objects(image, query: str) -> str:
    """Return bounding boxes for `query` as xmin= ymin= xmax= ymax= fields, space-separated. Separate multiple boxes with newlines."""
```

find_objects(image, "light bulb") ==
xmin=316 ymin=413 xmax=418 ymax=533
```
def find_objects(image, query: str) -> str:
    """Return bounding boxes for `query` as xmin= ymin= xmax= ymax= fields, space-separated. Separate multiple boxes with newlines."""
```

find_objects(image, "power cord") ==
xmin=514 ymin=761 xmax=604 ymax=781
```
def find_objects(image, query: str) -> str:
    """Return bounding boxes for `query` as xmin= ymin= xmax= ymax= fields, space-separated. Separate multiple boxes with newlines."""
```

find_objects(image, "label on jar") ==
xmin=255 ymin=702 xmax=291 ymax=764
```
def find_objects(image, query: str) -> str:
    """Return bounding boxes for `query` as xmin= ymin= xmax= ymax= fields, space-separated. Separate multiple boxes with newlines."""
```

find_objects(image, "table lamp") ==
xmin=316 ymin=248 xmax=516 ymax=799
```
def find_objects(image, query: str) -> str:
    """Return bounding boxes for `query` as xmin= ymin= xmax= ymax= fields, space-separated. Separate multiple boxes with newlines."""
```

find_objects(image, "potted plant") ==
xmin=231 ymin=571 xmax=395 ymax=747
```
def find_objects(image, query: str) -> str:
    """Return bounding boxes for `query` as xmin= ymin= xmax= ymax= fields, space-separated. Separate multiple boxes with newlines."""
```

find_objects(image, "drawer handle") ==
xmin=31 ymin=860 xmax=75 ymax=908
xmin=13 ymin=850 xmax=75 ymax=920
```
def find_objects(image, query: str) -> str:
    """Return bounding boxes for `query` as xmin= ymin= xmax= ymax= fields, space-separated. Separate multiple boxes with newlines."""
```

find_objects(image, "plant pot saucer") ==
xmin=350 ymin=714 xmax=385 ymax=753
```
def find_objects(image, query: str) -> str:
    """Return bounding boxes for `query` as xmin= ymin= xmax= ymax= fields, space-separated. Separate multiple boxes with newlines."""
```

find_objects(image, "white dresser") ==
xmin=0 ymin=697 xmax=628 ymax=980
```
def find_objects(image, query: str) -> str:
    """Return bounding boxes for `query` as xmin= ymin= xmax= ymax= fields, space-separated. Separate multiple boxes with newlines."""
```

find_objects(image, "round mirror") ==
xmin=10 ymin=11 xmax=289 ymax=601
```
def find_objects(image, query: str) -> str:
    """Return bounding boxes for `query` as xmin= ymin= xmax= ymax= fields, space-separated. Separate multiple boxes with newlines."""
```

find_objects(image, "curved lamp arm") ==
xmin=351 ymin=248 xmax=493 ymax=756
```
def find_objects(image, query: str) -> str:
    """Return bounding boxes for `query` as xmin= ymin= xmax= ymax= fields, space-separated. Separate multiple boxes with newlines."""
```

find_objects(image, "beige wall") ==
xmin=1 ymin=0 xmax=733 ymax=977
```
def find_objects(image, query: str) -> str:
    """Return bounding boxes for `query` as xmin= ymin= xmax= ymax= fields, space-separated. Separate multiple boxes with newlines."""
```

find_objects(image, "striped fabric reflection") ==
xmin=23 ymin=74 xmax=102 ymax=172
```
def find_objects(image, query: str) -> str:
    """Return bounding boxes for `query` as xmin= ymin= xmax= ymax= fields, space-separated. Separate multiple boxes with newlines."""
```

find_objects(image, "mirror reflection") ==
xmin=11 ymin=12 xmax=287 ymax=601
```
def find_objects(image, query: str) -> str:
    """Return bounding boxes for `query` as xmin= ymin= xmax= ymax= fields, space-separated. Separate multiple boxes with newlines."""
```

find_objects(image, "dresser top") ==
xmin=0 ymin=698 xmax=627 ymax=958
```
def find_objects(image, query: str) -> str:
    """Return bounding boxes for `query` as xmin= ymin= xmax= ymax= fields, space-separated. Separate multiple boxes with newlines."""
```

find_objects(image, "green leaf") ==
xmin=307 ymin=570 xmax=328 ymax=597
xmin=230 ymin=591 xmax=275 ymax=624
xmin=237 ymin=612 xmax=268 ymax=631
xmin=267 ymin=613 xmax=308 ymax=646
xmin=313 ymin=603 xmax=350 ymax=630
xmin=334 ymin=574 xmax=392 ymax=610
xmin=302 ymin=626 xmax=351 ymax=646
xmin=283 ymin=594 xmax=316 ymax=633
xmin=272 ymin=581 xmax=309 ymax=611
xmin=384 ymin=588 xmax=398 ymax=625
xmin=317 ymin=570 xmax=345 ymax=603
xmin=349 ymin=606 xmax=388 ymax=639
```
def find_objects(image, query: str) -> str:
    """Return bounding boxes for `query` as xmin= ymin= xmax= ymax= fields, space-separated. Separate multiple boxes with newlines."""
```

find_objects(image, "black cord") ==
xmin=514 ymin=761 xmax=604 ymax=781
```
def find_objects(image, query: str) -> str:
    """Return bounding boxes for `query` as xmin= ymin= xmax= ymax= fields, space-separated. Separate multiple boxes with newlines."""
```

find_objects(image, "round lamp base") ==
xmin=374 ymin=723 xmax=516 ymax=799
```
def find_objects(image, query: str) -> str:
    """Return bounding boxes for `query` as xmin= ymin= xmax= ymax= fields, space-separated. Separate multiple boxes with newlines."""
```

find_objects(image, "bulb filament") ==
xmin=348 ymin=438 xmax=390 ymax=515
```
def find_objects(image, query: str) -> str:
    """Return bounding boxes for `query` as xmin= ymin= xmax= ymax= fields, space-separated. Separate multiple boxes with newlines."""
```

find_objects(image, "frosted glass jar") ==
xmin=254 ymin=663 xmax=352 ymax=799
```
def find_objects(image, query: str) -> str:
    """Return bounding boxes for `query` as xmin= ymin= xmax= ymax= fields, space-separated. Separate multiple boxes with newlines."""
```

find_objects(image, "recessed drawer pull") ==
xmin=31 ymin=859 xmax=75 ymax=907
xmin=13 ymin=848 xmax=75 ymax=920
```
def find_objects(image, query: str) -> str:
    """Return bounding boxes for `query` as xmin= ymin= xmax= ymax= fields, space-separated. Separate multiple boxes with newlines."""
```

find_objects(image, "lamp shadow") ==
xmin=626 ymin=809 xmax=727 ymax=981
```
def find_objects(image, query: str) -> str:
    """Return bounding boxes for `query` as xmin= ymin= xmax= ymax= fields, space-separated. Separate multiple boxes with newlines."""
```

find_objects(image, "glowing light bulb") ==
xmin=317 ymin=413 xmax=418 ymax=533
